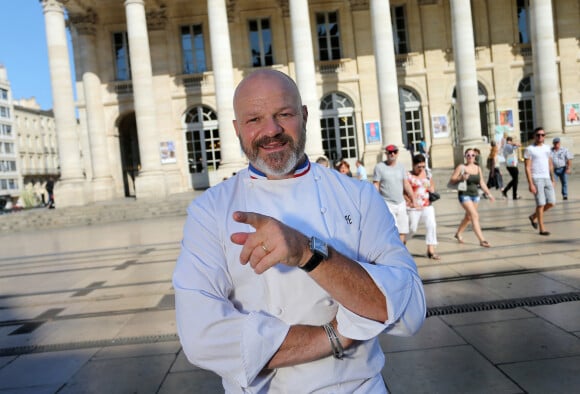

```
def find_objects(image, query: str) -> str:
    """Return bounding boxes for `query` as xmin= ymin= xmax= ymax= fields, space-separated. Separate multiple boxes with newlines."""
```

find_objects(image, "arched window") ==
xmin=451 ymin=83 xmax=491 ymax=144
xmin=517 ymin=76 xmax=535 ymax=143
xmin=399 ymin=87 xmax=423 ymax=153
xmin=319 ymin=92 xmax=357 ymax=162
xmin=184 ymin=105 xmax=220 ymax=189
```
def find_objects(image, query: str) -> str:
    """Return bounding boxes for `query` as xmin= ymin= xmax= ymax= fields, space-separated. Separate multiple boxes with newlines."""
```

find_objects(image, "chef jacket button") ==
xmin=324 ymin=299 xmax=334 ymax=306
xmin=320 ymin=207 xmax=327 ymax=214
xmin=274 ymin=307 xmax=283 ymax=315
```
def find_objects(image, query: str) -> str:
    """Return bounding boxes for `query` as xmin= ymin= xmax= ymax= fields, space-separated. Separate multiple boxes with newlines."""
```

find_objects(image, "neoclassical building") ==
xmin=41 ymin=0 xmax=580 ymax=206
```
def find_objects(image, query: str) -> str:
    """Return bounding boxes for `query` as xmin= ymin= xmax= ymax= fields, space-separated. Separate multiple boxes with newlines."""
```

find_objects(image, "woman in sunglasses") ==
xmin=450 ymin=148 xmax=495 ymax=247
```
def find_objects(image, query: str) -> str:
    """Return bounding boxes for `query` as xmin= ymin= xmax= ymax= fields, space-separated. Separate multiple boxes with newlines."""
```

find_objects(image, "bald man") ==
xmin=173 ymin=70 xmax=425 ymax=393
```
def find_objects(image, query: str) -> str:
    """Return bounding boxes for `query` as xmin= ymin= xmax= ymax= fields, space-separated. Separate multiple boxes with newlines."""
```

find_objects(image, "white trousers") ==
xmin=408 ymin=205 xmax=438 ymax=245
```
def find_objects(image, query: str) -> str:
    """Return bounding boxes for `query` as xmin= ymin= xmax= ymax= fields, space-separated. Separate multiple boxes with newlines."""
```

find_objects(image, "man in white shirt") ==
xmin=355 ymin=159 xmax=367 ymax=181
xmin=173 ymin=70 xmax=425 ymax=393
xmin=524 ymin=127 xmax=556 ymax=235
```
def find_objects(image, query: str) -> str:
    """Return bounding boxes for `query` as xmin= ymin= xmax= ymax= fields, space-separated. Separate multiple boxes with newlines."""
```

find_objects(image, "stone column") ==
xmin=370 ymin=0 xmax=404 ymax=150
xmin=42 ymin=0 xmax=86 ymax=207
xmin=450 ymin=0 xmax=482 ymax=146
xmin=207 ymin=0 xmax=245 ymax=177
xmin=530 ymin=0 xmax=562 ymax=135
xmin=124 ymin=0 xmax=166 ymax=199
xmin=289 ymin=0 xmax=324 ymax=158
xmin=71 ymin=13 xmax=115 ymax=201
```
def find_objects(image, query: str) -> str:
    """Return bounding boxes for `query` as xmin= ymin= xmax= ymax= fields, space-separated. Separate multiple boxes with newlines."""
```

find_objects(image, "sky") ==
xmin=0 ymin=0 xmax=73 ymax=110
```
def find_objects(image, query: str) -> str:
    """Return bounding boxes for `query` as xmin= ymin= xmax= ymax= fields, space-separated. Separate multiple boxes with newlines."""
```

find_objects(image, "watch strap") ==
xmin=299 ymin=251 xmax=324 ymax=272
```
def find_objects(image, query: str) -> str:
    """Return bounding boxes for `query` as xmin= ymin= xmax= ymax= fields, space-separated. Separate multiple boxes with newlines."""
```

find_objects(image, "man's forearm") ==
xmin=266 ymin=325 xmax=330 ymax=369
xmin=308 ymin=247 xmax=387 ymax=323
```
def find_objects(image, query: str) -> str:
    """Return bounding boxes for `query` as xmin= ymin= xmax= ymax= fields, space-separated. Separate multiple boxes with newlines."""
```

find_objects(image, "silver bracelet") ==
xmin=323 ymin=323 xmax=344 ymax=359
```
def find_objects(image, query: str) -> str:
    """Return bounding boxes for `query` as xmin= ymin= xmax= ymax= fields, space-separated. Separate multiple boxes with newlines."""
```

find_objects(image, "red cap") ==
xmin=385 ymin=144 xmax=398 ymax=153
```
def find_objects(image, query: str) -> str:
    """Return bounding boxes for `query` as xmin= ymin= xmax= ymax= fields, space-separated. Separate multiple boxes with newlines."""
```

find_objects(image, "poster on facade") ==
xmin=160 ymin=141 xmax=176 ymax=164
xmin=498 ymin=109 xmax=514 ymax=130
xmin=364 ymin=121 xmax=382 ymax=144
xmin=565 ymin=103 xmax=580 ymax=126
xmin=431 ymin=115 xmax=449 ymax=138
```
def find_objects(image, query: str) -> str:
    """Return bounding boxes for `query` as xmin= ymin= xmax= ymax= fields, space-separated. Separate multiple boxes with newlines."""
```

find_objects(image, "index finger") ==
xmin=232 ymin=211 xmax=269 ymax=230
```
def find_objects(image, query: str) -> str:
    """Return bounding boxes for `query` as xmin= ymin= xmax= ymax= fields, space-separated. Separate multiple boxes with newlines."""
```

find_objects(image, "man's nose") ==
xmin=262 ymin=116 xmax=283 ymax=136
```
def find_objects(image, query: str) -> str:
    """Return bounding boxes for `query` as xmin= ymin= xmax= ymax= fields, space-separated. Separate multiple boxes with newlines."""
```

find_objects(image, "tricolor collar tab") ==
xmin=249 ymin=157 xmax=311 ymax=180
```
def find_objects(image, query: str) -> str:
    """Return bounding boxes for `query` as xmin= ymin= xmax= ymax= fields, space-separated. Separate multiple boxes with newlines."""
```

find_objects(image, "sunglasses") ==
xmin=536 ymin=134 xmax=545 ymax=137
xmin=415 ymin=165 xmax=426 ymax=169
xmin=387 ymin=151 xmax=399 ymax=155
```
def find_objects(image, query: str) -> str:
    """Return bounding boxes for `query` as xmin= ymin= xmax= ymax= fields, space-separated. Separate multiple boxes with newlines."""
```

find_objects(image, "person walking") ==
xmin=407 ymin=154 xmax=440 ymax=260
xmin=355 ymin=159 xmax=368 ymax=181
xmin=486 ymin=142 xmax=503 ymax=191
xmin=373 ymin=144 xmax=417 ymax=244
xmin=450 ymin=148 xmax=496 ymax=247
xmin=45 ymin=177 xmax=55 ymax=209
xmin=501 ymin=136 xmax=522 ymax=200
xmin=525 ymin=127 xmax=556 ymax=235
xmin=550 ymin=137 xmax=573 ymax=200
xmin=173 ymin=70 xmax=425 ymax=393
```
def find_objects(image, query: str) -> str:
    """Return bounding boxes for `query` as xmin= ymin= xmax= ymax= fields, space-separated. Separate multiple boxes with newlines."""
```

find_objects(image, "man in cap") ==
xmin=550 ymin=137 xmax=573 ymax=200
xmin=373 ymin=144 xmax=416 ymax=243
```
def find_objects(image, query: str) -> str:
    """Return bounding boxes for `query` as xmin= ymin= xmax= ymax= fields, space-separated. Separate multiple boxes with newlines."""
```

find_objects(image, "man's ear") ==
xmin=233 ymin=119 xmax=240 ymax=137
xmin=302 ymin=105 xmax=308 ymax=124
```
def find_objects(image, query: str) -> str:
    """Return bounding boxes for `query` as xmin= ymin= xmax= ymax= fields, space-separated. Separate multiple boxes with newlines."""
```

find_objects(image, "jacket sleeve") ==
xmin=335 ymin=182 xmax=426 ymax=340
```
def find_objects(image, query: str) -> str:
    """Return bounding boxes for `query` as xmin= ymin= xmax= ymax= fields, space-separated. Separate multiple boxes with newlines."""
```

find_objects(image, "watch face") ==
xmin=311 ymin=237 xmax=329 ymax=259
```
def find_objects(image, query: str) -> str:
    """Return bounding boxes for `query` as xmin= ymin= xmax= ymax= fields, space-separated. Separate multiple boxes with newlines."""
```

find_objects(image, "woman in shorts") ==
xmin=449 ymin=148 xmax=495 ymax=247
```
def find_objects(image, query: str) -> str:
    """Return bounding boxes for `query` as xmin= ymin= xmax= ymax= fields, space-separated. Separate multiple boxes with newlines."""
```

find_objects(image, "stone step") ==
xmin=0 ymin=190 xmax=202 ymax=233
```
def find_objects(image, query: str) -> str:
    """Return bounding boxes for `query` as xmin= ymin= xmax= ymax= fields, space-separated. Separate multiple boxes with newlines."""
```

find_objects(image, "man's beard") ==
xmin=240 ymin=130 xmax=306 ymax=176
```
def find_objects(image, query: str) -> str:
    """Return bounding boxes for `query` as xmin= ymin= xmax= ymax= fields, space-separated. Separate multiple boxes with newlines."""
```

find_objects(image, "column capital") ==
xmin=147 ymin=6 xmax=167 ymax=31
xmin=124 ymin=0 xmax=144 ymax=6
xmin=41 ymin=0 xmax=67 ymax=14
xmin=276 ymin=0 xmax=290 ymax=17
xmin=226 ymin=0 xmax=237 ymax=23
xmin=68 ymin=11 xmax=97 ymax=35
xmin=350 ymin=0 xmax=369 ymax=12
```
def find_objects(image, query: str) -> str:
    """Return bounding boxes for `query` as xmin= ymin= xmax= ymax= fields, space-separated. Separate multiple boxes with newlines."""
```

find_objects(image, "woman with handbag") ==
xmin=449 ymin=148 xmax=495 ymax=247
xmin=406 ymin=154 xmax=440 ymax=260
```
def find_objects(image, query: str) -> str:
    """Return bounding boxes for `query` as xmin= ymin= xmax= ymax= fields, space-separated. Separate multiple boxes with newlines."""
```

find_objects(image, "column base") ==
xmin=54 ymin=179 xmax=88 ymax=208
xmin=92 ymin=177 xmax=117 ymax=202
xmin=135 ymin=171 xmax=168 ymax=200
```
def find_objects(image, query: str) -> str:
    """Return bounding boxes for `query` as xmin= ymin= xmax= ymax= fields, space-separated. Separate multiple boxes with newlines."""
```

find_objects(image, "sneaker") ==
xmin=563 ymin=196 xmax=568 ymax=200
xmin=501 ymin=189 xmax=507 ymax=199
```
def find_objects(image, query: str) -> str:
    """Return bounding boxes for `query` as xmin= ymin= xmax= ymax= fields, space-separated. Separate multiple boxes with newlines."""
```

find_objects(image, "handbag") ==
xmin=447 ymin=166 xmax=468 ymax=191
xmin=428 ymin=191 xmax=441 ymax=202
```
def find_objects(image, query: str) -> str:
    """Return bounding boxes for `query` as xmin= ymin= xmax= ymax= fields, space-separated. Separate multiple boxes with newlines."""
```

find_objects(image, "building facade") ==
xmin=0 ymin=66 xmax=19 ymax=205
xmin=41 ymin=0 xmax=580 ymax=206
xmin=13 ymin=99 xmax=59 ymax=206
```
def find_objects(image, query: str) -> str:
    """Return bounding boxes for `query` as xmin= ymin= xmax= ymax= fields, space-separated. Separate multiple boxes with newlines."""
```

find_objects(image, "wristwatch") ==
xmin=300 ymin=236 xmax=329 ymax=272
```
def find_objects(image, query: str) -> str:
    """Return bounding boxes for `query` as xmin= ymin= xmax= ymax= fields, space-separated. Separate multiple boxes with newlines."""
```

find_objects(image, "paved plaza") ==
xmin=1 ymin=169 xmax=579 ymax=393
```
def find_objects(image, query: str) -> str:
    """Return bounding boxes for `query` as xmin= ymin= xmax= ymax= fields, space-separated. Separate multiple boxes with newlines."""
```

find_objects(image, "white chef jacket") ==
xmin=173 ymin=162 xmax=426 ymax=393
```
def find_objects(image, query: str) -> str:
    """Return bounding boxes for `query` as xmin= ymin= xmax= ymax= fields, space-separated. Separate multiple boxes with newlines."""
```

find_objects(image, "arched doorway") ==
xmin=184 ymin=105 xmax=220 ymax=190
xmin=399 ymin=87 xmax=424 ymax=153
xmin=319 ymin=92 xmax=358 ymax=165
xmin=118 ymin=112 xmax=140 ymax=197
xmin=517 ymin=76 xmax=535 ymax=143
xmin=451 ymin=83 xmax=492 ymax=144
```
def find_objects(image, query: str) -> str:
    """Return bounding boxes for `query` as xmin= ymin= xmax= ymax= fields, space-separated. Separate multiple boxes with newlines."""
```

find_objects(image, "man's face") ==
xmin=233 ymin=72 xmax=307 ymax=178
xmin=535 ymin=130 xmax=545 ymax=144
xmin=386 ymin=150 xmax=399 ymax=163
